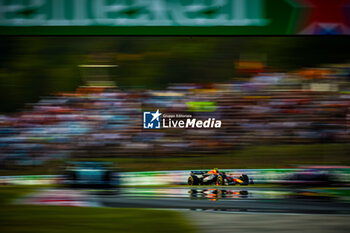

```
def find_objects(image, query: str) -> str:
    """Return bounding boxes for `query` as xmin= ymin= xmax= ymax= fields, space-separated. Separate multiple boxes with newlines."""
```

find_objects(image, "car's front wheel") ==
xmin=216 ymin=175 xmax=224 ymax=185
xmin=239 ymin=174 xmax=249 ymax=185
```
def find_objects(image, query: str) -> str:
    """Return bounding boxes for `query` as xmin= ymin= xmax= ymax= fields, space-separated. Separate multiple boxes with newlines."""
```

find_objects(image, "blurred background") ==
xmin=0 ymin=37 xmax=350 ymax=174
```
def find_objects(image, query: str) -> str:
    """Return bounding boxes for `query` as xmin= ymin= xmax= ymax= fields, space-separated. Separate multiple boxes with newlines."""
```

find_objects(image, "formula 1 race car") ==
xmin=62 ymin=161 xmax=120 ymax=188
xmin=187 ymin=171 xmax=251 ymax=186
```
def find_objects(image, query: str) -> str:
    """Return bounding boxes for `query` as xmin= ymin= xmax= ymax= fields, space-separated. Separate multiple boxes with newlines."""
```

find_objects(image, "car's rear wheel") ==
xmin=188 ymin=176 xmax=199 ymax=185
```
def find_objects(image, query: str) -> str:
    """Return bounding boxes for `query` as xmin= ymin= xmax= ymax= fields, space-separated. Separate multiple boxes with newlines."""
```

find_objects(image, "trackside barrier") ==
xmin=0 ymin=175 xmax=59 ymax=185
xmin=1 ymin=168 xmax=349 ymax=186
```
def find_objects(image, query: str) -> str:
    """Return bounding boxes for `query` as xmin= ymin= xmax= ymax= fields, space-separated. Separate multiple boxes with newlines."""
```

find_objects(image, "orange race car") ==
xmin=187 ymin=168 xmax=252 ymax=186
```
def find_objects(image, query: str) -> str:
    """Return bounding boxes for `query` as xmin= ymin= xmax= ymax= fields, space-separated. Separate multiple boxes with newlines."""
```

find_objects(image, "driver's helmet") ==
xmin=213 ymin=168 xmax=219 ymax=173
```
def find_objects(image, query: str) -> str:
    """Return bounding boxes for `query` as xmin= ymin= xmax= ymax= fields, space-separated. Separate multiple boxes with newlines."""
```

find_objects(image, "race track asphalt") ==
xmin=20 ymin=186 xmax=350 ymax=233
xmin=96 ymin=186 xmax=350 ymax=232
xmin=182 ymin=211 xmax=350 ymax=233
xmin=94 ymin=186 xmax=350 ymax=214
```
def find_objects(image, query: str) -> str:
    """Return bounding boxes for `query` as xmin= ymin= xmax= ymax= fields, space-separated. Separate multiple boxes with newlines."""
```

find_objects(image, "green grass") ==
xmin=75 ymin=143 xmax=350 ymax=171
xmin=0 ymin=186 xmax=35 ymax=204
xmin=2 ymin=143 xmax=350 ymax=174
xmin=0 ymin=186 xmax=195 ymax=233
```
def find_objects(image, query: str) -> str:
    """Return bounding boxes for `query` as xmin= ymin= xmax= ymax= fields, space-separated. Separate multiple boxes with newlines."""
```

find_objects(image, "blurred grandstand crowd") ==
xmin=1 ymin=64 xmax=350 ymax=167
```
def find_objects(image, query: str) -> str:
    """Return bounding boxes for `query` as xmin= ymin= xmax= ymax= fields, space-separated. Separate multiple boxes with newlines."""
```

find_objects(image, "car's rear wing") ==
xmin=190 ymin=171 xmax=208 ymax=175
xmin=65 ymin=161 xmax=115 ymax=170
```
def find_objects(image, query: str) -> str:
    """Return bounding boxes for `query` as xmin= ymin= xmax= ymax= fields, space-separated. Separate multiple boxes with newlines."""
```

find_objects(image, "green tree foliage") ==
xmin=0 ymin=37 xmax=349 ymax=112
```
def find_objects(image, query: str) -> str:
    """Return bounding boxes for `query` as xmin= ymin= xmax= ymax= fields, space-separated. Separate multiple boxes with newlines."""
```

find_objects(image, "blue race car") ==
xmin=63 ymin=161 xmax=120 ymax=188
